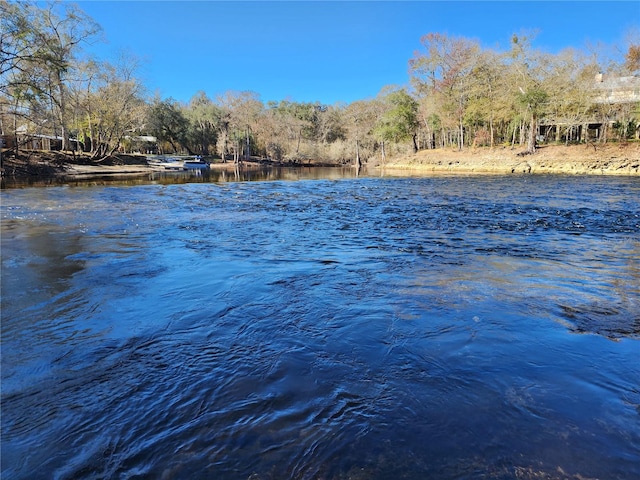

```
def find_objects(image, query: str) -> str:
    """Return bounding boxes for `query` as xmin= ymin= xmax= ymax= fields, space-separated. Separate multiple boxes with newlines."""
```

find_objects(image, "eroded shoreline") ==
xmin=381 ymin=144 xmax=640 ymax=176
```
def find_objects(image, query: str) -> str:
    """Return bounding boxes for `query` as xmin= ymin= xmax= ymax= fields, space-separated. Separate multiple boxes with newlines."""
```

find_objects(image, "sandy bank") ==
xmin=381 ymin=143 xmax=640 ymax=176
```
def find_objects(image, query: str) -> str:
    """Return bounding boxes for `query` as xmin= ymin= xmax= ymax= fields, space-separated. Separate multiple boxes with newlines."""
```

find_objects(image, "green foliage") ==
xmin=613 ymin=119 xmax=638 ymax=140
xmin=516 ymin=87 xmax=548 ymax=114
xmin=146 ymin=99 xmax=190 ymax=153
xmin=374 ymin=89 xmax=419 ymax=144
xmin=185 ymin=91 xmax=221 ymax=156
xmin=273 ymin=100 xmax=323 ymax=140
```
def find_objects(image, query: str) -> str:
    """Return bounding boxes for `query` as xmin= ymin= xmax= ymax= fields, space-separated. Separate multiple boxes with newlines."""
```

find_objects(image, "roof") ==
xmin=594 ymin=74 xmax=640 ymax=104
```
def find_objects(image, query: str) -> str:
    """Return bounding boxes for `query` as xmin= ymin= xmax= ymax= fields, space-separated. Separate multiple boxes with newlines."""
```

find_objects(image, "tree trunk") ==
xmin=489 ymin=117 xmax=494 ymax=148
xmin=106 ymin=143 xmax=119 ymax=158
xmin=221 ymin=130 xmax=228 ymax=162
xmin=355 ymin=138 xmax=361 ymax=168
xmin=12 ymin=97 xmax=19 ymax=158
xmin=526 ymin=113 xmax=537 ymax=154
xmin=246 ymin=126 xmax=251 ymax=161
xmin=518 ymin=120 xmax=524 ymax=146
xmin=55 ymin=73 xmax=70 ymax=152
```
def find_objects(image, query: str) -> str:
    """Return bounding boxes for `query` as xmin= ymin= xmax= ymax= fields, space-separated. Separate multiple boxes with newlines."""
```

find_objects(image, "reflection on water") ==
xmin=1 ymin=174 xmax=639 ymax=479
xmin=1 ymin=165 xmax=365 ymax=189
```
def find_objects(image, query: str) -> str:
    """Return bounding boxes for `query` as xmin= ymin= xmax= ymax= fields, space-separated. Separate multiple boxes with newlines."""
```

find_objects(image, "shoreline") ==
xmin=379 ymin=143 xmax=639 ymax=176
xmin=1 ymin=143 xmax=639 ymax=181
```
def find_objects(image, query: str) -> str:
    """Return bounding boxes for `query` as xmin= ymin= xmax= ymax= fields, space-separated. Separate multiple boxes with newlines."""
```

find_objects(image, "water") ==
xmin=2 ymin=173 xmax=639 ymax=479
xmin=0 ymin=165 xmax=362 ymax=189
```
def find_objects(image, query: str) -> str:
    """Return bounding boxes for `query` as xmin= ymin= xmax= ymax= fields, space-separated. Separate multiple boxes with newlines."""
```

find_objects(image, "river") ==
xmin=2 ymin=170 xmax=639 ymax=479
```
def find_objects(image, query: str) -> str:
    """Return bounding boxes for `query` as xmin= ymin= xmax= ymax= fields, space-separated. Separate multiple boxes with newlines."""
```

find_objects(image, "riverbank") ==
xmin=0 ymin=151 xmax=257 ymax=180
xmin=2 ymin=143 xmax=639 ymax=180
xmin=381 ymin=143 xmax=640 ymax=175
xmin=0 ymin=151 xmax=149 ymax=178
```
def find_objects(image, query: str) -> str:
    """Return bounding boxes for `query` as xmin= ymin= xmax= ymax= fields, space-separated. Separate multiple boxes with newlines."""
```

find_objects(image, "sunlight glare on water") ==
xmin=1 ymin=174 xmax=639 ymax=479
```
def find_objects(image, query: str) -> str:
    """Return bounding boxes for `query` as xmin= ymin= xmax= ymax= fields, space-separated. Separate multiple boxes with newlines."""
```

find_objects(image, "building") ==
xmin=594 ymin=73 xmax=640 ymax=105
xmin=0 ymin=133 xmax=81 ymax=151
xmin=539 ymin=73 xmax=640 ymax=143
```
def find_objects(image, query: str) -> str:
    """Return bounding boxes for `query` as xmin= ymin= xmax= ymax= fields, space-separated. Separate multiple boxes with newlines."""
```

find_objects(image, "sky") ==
xmin=76 ymin=1 xmax=640 ymax=105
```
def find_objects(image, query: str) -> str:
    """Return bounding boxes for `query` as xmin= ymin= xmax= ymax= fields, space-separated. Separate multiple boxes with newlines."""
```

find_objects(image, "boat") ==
xmin=147 ymin=156 xmax=184 ymax=170
xmin=147 ymin=155 xmax=209 ymax=171
xmin=183 ymin=157 xmax=210 ymax=170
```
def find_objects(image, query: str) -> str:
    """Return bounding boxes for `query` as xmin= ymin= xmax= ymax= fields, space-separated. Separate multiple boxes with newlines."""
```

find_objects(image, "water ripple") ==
xmin=2 ymin=175 xmax=639 ymax=479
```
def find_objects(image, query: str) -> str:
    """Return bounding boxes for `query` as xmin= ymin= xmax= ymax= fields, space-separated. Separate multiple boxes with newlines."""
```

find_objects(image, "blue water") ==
xmin=2 ymin=174 xmax=639 ymax=479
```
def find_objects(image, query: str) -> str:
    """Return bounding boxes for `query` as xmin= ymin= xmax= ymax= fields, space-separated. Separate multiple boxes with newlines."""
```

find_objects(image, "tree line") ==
xmin=1 ymin=1 xmax=638 ymax=165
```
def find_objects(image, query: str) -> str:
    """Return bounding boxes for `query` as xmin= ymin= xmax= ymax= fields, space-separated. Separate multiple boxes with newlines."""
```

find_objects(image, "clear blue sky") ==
xmin=77 ymin=1 xmax=639 ymax=105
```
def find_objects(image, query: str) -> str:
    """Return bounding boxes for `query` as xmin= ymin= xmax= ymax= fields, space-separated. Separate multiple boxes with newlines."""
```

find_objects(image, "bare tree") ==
xmin=345 ymin=99 xmax=378 ymax=168
xmin=216 ymin=91 xmax=262 ymax=163
xmin=506 ymin=33 xmax=549 ymax=154
xmin=410 ymin=33 xmax=480 ymax=150
xmin=1 ymin=0 xmax=101 ymax=151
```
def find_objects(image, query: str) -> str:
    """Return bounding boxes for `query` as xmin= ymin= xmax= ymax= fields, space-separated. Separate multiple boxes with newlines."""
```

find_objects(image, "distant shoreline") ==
xmin=1 ymin=143 xmax=638 ymax=181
